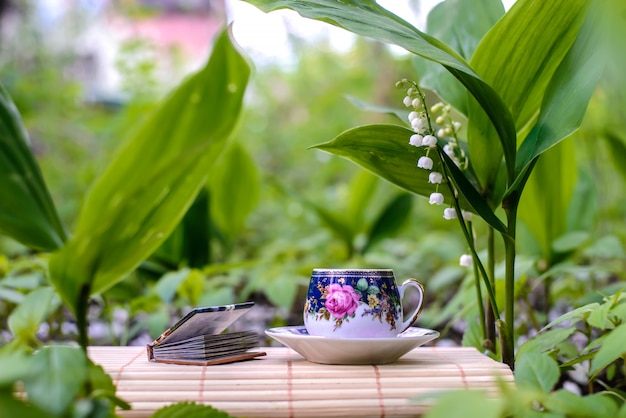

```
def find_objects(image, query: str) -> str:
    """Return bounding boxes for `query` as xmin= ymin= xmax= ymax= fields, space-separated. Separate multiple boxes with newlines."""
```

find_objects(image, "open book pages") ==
xmin=147 ymin=302 xmax=266 ymax=365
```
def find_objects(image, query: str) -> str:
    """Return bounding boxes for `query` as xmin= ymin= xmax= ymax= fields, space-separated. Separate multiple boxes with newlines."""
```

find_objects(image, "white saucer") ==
xmin=265 ymin=326 xmax=439 ymax=365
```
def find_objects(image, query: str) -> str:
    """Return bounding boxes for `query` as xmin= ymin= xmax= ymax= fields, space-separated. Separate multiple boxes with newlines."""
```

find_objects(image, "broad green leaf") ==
xmin=88 ymin=360 xmax=131 ymax=411
xmin=363 ymin=193 xmax=412 ymax=254
xmin=179 ymin=269 xmax=205 ymax=307
xmin=48 ymin=28 xmax=250 ymax=314
xmin=154 ymin=268 xmax=190 ymax=303
xmin=208 ymin=141 xmax=260 ymax=245
xmin=517 ymin=140 xmax=577 ymax=260
xmin=422 ymin=389 xmax=503 ymax=418
xmin=0 ymin=393 xmax=54 ymax=418
xmin=541 ymin=303 xmax=599 ymax=331
xmin=551 ymin=231 xmax=590 ymax=254
xmin=0 ymin=347 xmax=37 ymax=387
xmin=590 ymin=322 xmax=626 ymax=375
xmin=468 ymin=0 xmax=590 ymax=192
xmin=566 ymin=169 xmax=597 ymax=232
xmin=153 ymin=402 xmax=232 ymax=418
xmin=516 ymin=327 xmax=576 ymax=358
xmin=0 ymin=84 xmax=67 ymax=251
xmin=544 ymin=390 xmax=619 ymax=417
xmin=586 ymin=299 xmax=615 ymax=330
xmin=245 ymin=0 xmax=516 ymax=176
xmin=515 ymin=352 xmax=559 ymax=393
xmin=415 ymin=0 xmax=504 ymax=115
xmin=8 ymin=286 xmax=58 ymax=344
xmin=25 ymin=346 xmax=88 ymax=415
xmin=514 ymin=0 xmax=603 ymax=176
xmin=346 ymin=170 xmax=379 ymax=234
xmin=312 ymin=124 xmax=451 ymax=202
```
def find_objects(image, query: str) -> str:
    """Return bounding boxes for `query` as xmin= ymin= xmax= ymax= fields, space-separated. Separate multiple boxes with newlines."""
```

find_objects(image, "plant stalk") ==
xmin=501 ymin=193 xmax=520 ymax=370
xmin=485 ymin=226 xmax=496 ymax=353
xmin=76 ymin=283 xmax=91 ymax=354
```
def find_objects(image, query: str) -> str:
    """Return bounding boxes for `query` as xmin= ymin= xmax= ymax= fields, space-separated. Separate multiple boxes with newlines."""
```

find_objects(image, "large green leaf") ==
xmin=589 ymin=322 xmax=626 ymax=376
xmin=245 ymin=0 xmax=516 ymax=180
xmin=8 ymin=286 xmax=59 ymax=344
xmin=25 ymin=346 xmax=89 ymax=415
xmin=517 ymin=140 xmax=577 ymax=260
xmin=346 ymin=169 xmax=379 ymax=235
xmin=48 ymin=27 xmax=250 ymax=313
xmin=311 ymin=124 xmax=452 ymax=202
xmin=0 ymin=84 xmax=67 ymax=251
xmin=415 ymin=0 xmax=504 ymax=115
xmin=468 ymin=0 xmax=590 ymax=192
xmin=208 ymin=141 xmax=260 ymax=246
xmin=545 ymin=391 xmax=619 ymax=417
xmin=363 ymin=193 xmax=413 ymax=254
xmin=514 ymin=0 xmax=604 ymax=176
xmin=514 ymin=352 xmax=560 ymax=393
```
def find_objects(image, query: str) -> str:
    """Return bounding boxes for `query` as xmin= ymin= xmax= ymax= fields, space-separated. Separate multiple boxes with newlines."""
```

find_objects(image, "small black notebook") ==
xmin=147 ymin=302 xmax=266 ymax=365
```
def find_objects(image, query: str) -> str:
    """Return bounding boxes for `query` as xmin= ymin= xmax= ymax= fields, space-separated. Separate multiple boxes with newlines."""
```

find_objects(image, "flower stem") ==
xmin=485 ymin=227 xmax=496 ymax=352
xmin=468 ymin=223 xmax=487 ymax=346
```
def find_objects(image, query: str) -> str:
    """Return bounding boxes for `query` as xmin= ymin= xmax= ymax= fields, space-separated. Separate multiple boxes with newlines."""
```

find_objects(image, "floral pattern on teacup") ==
xmin=305 ymin=277 xmax=400 ymax=331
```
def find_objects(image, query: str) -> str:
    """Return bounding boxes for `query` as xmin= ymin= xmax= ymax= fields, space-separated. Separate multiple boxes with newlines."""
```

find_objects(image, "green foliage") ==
xmin=48 ymin=28 xmax=251 ymax=315
xmin=8 ymin=286 xmax=59 ymax=346
xmin=0 ymin=344 xmax=129 ymax=417
xmin=415 ymin=0 xmax=504 ymax=116
xmin=0 ymin=85 xmax=67 ymax=251
xmin=153 ymin=402 xmax=232 ymax=418
xmin=207 ymin=141 xmax=260 ymax=252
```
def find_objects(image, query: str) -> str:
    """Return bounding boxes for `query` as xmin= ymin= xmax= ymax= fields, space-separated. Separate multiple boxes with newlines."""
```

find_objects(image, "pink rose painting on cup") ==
xmin=324 ymin=283 xmax=361 ymax=319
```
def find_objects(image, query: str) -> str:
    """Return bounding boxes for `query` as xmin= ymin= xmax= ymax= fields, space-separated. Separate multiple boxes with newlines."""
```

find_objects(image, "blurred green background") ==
xmin=0 ymin=0 xmax=624 ymax=351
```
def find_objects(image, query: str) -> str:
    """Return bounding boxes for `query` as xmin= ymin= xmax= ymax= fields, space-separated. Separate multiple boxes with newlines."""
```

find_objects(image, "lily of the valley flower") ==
xmin=411 ymin=117 xmax=425 ymax=131
xmin=409 ymin=134 xmax=423 ymax=147
xmin=422 ymin=135 xmax=437 ymax=147
xmin=443 ymin=207 xmax=457 ymax=220
xmin=417 ymin=156 xmax=433 ymax=170
xmin=428 ymin=171 xmax=443 ymax=184
xmin=459 ymin=254 xmax=473 ymax=267
xmin=462 ymin=210 xmax=473 ymax=221
xmin=429 ymin=192 xmax=444 ymax=205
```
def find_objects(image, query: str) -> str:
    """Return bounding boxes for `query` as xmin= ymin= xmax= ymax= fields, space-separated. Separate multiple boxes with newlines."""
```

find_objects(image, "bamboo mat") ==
xmin=88 ymin=346 xmax=513 ymax=418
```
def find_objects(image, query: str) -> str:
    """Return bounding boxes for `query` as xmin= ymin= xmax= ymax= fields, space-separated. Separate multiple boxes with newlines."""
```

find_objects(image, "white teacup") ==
xmin=303 ymin=269 xmax=425 ymax=338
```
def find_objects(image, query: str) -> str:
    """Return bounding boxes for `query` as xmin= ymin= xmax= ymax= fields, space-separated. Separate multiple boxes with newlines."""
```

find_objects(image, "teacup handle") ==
xmin=398 ymin=279 xmax=425 ymax=333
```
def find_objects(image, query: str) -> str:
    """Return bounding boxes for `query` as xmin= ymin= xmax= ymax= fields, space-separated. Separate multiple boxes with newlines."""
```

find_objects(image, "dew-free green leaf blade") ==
xmin=517 ymin=141 xmax=577 ymax=261
xmin=208 ymin=141 xmax=260 ymax=246
xmin=515 ymin=0 xmax=604 ymax=175
xmin=590 ymin=322 xmax=626 ymax=376
xmin=0 ymin=84 xmax=67 ymax=251
xmin=8 ymin=286 xmax=59 ymax=345
xmin=468 ymin=0 xmax=590 ymax=192
xmin=363 ymin=193 xmax=413 ymax=254
xmin=515 ymin=352 xmax=560 ymax=393
xmin=311 ymin=124 xmax=452 ymax=202
xmin=48 ymin=27 xmax=250 ymax=314
xmin=25 ymin=346 xmax=89 ymax=415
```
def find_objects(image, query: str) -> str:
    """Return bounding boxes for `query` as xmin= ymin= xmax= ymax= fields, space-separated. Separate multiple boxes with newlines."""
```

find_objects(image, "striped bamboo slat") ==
xmin=88 ymin=346 xmax=513 ymax=417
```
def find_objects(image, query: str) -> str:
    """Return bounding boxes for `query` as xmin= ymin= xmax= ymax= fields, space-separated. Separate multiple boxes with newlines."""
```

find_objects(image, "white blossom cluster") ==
xmin=398 ymin=79 xmax=473 ymax=267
